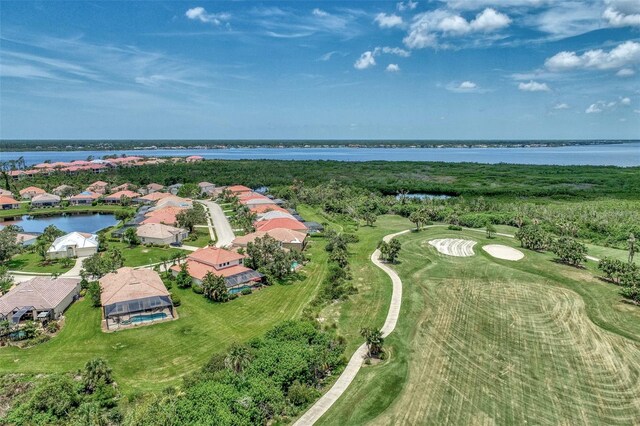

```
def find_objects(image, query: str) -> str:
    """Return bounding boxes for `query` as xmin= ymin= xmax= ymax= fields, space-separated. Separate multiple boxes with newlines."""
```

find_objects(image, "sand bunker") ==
xmin=429 ymin=239 xmax=476 ymax=257
xmin=483 ymin=244 xmax=524 ymax=261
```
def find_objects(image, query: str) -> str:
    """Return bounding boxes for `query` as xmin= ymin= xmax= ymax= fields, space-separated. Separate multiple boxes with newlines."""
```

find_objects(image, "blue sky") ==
xmin=1 ymin=0 xmax=639 ymax=140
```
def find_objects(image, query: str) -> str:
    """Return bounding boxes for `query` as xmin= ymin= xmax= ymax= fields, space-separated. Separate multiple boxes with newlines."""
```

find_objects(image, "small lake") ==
xmin=3 ymin=142 xmax=640 ymax=166
xmin=2 ymin=213 xmax=118 ymax=234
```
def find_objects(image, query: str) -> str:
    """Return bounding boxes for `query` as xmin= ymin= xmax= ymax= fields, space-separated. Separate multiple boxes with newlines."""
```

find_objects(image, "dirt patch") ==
xmin=483 ymin=244 xmax=524 ymax=261
xmin=428 ymin=239 xmax=476 ymax=257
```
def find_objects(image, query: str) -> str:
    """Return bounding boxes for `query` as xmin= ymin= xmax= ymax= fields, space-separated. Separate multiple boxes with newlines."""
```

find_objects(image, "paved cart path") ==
xmin=294 ymin=230 xmax=410 ymax=426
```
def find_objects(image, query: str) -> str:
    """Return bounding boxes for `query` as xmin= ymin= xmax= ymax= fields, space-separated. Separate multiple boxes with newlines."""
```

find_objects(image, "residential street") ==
xmin=198 ymin=200 xmax=235 ymax=248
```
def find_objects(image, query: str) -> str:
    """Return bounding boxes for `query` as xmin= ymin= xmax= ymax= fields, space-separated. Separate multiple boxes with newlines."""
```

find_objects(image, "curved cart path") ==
xmin=294 ymin=230 xmax=410 ymax=426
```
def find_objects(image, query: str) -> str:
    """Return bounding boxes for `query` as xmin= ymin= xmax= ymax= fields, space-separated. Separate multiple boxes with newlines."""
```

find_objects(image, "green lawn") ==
xmin=184 ymin=228 xmax=213 ymax=247
xmin=106 ymin=242 xmax=188 ymax=267
xmin=0 ymin=232 xmax=328 ymax=395
xmin=6 ymin=252 xmax=74 ymax=274
xmin=319 ymin=228 xmax=640 ymax=425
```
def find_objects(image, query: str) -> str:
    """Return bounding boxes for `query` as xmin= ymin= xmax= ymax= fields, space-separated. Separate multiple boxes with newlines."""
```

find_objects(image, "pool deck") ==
xmin=101 ymin=307 xmax=178 ymax=332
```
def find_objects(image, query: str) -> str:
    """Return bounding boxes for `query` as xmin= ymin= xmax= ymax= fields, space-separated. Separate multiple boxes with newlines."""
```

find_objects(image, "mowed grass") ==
xmin=185 ymin=228 xmax=213 ymax=247
xmin=6 ymin=251 xmax=73 ymax=274
xmin=0 ymin=236 xmax=328 ymax=395
xmin=107 ymin=241 xmax=188 ymax=267
xmin=320 ymin=228 xmax=640 ymax=425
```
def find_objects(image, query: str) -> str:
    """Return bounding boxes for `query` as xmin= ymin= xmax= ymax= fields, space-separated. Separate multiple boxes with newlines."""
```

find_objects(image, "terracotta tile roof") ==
xmin=19 ymin=186 xmax=45 ymax=195
xmin=139 ymin=192 xmax=172 ymax=202
xmin=88 ymin=181 xmax=109 ymax=188
xmin=227 ymin=185 xmax=252 ymax=194
xmin=105 ymin=190 xmax=139 ymax=200
xmin=255 ymin=218 xmax=307 ymax=232
xmin=249 ymin=204 xmax=289 ymax=214
xmin=140 ymin=212 xmax=179 ymax=226
xmin=99 ymin=267 xmax=169 ymax=306
xmin=233 ymin=228 xmax=307 ymax=246
xmin=69 ymin=191 xmax=101 ymax=200
xmin=0 ymin=196 xmax=19 ymax=205
xmin=187 ymin=246 xmax=245 ymax=267
xmin=145 ymin=206 xmax=187 ymax=217
xmin=171 ymin=261 xmax=253 ymax=281
xmin=146 ymin=183 xmax=164 ymax=191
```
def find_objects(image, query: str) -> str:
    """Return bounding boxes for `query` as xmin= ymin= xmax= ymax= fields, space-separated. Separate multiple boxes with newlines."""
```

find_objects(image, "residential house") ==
xmin=255 ymin=210 xmax=296 ymax=221
xmin=110 ymin=183 xmax=135 ymax=192
xmin=226 ymin=185 xmax=252 ymax=195
xmin=198 ymin=182 xmax=216 ymax=195
xmin=86 ymin=181 xmax=109 ymax=194
xmin=31 ymin=193 xmax=61 ymax=208
xmin=99 ymin=267 xmax=175 ymax=330
xmin=137 ymin=192 xmax=171 ymax=204
xmin=52 ymin=184 xmax=74 ymax=196
xmin=249 ymin=204 xmax=290 ymax=215
xmin=0 ymin=196 xmax=20 ymax=210
xmin=103 ymin=190 xmax=140 ymax=204
xmin=136 ymin=223 xmax=188 ymax=245
xmin=69 ymin=191 xmax=101 ymax=205
xmin=153 ymin=196 xmax=192 ymax=210
xmin=0 ymin=188 xmax=13 ymax=197
xmin=254 ymin=218 xmax=308 ymax=233
xmin=167 ymin=183 xmax=183 ymax=195
xmin=139 ymin=183 xmax=164 ymax=195
xmin=186 ymin=155 xmax=204 ymax=162
xmin=15 ymin=232 xmax=38 ymax=246
xmin=19 ymin=186 xmax=45 ymax=200
xmin=0 ymin=277 xmax=81 ymax=323
xmin=47 ymin=232 xmax=99 ymax=259
xmin=233 ymin=228 xmax=307 ymax=252
xmin=171 ymin=246 xmax=263 ymax=293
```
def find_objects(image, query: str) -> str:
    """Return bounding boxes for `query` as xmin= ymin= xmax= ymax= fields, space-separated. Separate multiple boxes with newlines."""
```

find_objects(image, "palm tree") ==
xmin=224 ymin=343 xmax=252 ymax=373
xmin=360 ymin=327 xmax=384 ymax=358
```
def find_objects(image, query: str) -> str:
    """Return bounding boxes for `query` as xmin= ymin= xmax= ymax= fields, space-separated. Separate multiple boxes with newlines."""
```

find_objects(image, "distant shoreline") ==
xmin=1 ymin=139 xmax=637 ymax=152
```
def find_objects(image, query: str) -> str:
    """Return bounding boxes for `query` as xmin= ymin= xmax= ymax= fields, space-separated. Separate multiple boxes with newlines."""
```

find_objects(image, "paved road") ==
xmin=199 ymin=200 xmax=235 ymax=248
xmin=294 ymin=229 xmax=410 ymax=426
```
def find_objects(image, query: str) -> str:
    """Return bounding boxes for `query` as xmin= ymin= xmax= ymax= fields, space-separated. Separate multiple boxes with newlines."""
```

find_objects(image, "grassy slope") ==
xmin=0 ymin=237 xmax=328 ymax=395
xmin=6 ymin=252 xmax=73 ymax=274
xmin=320 ymin=228 xmax=640 ymax=425
xmin=106 ymin=242 xmax=188 ymax=267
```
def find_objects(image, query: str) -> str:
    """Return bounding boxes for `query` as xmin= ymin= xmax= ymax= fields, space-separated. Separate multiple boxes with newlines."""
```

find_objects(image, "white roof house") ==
xmin=256 ymin=211 xmax=296 ymax=221
xmin=48 ymin=232 xmax=99 ymax=259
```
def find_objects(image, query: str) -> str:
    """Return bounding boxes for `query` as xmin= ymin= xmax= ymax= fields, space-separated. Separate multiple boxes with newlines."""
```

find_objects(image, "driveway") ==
xmin=199 ymin=200 xmax=235 ymax=248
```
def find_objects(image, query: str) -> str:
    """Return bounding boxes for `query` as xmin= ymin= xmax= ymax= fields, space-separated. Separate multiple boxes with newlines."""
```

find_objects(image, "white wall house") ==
xmin=47 ymin=232 xmax=99 ymax=259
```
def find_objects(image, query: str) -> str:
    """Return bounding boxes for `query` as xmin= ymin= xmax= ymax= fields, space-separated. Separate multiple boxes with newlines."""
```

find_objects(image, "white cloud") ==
xmin=397 ymin=0 xmax=418 ymax=12
xmin=354 ymin=51 xmax=376 ymax=69
xmin=374 ymin=13 xmax=404 ymax=28
xmin=185 ymin=7 xmax=230 ymax=25
xmin=470 ymin=8 xmax=512 ymax=32
xmin=354 ymin=46 xmax=409 ymax=70
xmin=445 ymin=0 xmax=550 ymax=9
xmin=446 ymin=80 xmax=487 ymax=93
xmin=312 ymin=8 xmax=329 ymax=17
xmin=586 ymin=104 xmax=602 ymax=113
xmin=530 ymin=2 xmax=602 ymax=40
xmin=518 ymin=80 xmax=551 ymax=91
xmin=545 ymin=41 xmax=640 ymax=71
xmin=585 ymin=97 xmax=632 ymax=113
xmin=616 ymin=68 xmax=636 ymax=76
xmin=319 ymin=51 xmax=338 ymax=61
xmin=386 ymin=64 xmax=401 ymax=72
xmin=603 ymin=0 xmax=640 ymax=27
xmin=403 ymin=8 xmax=510 ymax=49
xmin=553 ymin=103 xmax=570 ymax=109
xmin=375 ymin=46 xmax=411 ymax=57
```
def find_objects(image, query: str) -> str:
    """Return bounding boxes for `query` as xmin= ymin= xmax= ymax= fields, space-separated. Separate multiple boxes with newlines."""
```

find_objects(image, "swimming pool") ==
xmin=130 ymin=312 xmax=168 ymax=324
